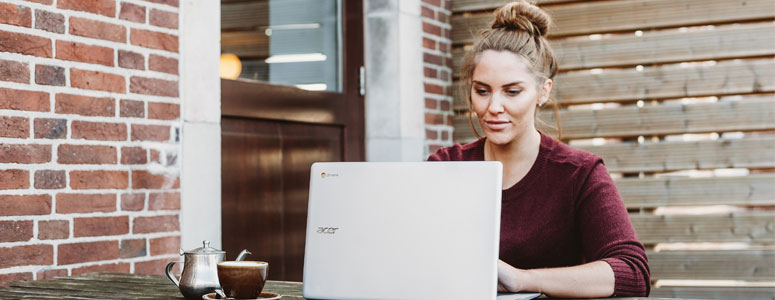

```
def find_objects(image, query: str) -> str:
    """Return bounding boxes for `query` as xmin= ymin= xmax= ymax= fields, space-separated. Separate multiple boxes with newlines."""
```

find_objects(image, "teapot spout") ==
xmin=235 ymin=249 xmax=252 ymax=261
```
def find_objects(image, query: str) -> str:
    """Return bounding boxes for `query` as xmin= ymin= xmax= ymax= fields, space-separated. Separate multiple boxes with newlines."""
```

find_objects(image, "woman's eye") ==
xmin=506 ymin=89 xmax=522 ymax=96
xmin=474 ymin=89 xmax=488 ymax=95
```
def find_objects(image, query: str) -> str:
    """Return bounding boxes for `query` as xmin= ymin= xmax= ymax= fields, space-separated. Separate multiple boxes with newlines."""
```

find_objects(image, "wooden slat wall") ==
xmin=451 ymin=0 xmax=775 ymax=297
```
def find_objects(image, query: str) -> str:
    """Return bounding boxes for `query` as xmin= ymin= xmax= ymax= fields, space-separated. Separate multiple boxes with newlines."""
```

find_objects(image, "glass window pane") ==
xmin=221 ymin=0 xmax=341 ymax=92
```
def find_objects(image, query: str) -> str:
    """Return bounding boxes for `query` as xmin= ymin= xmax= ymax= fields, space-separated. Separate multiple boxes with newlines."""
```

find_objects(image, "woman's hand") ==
xmin=497 ymin=259 xmax=525 ymax=292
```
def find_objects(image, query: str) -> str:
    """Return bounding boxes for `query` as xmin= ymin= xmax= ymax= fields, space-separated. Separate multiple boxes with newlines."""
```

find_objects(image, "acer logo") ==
xmin=317 ymin=227 xmax=339 ymax=234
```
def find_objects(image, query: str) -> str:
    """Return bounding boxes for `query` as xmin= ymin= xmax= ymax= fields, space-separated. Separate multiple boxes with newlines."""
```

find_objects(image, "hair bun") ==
xmin=492 ymin=1 xmax=552 ymax=37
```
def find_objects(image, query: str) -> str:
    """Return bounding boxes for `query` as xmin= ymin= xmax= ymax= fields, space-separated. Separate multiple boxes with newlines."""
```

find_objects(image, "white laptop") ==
xmin=302 ymin=162 xmax=541 ymax=300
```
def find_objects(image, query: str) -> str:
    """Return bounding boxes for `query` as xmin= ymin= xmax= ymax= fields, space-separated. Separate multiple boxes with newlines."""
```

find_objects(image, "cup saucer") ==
xmin=202 ymin=292 xmax=281 ymax=300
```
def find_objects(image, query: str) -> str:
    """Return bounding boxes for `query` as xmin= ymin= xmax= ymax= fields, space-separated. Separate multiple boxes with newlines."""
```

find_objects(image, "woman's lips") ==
xmin=484 ymin=120 xmax=510 ymax=130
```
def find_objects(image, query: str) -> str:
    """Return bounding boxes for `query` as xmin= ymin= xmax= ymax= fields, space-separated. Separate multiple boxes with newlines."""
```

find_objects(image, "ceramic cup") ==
xmin=216 ymin=261 xmax=268 ymax=299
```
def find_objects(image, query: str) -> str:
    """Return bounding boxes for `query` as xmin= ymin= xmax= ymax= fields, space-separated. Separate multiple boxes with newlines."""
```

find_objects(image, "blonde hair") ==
xmin=461 ymin=0 xmax=562 ymax=139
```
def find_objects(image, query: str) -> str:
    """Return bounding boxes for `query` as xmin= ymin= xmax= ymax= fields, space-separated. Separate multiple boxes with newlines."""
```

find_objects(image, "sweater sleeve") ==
xmin=575 ymin=158 xmax=651 ymax=297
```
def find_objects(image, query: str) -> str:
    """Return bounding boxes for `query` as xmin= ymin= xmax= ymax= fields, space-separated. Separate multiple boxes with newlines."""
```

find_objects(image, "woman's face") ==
xmin=471 ymin=50 xmax=550 ymax=146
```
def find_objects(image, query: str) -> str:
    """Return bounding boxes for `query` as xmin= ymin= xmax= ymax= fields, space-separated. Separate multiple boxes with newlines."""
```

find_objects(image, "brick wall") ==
xmin=421 ymin=0 xmax=453 ymax=155
xmin=0 ymin=0 xmax=181 ymax=283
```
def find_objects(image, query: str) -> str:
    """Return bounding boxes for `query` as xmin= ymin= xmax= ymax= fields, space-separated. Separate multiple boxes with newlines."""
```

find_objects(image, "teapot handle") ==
xmin=165 ymin=261 xmax=182 ymax=287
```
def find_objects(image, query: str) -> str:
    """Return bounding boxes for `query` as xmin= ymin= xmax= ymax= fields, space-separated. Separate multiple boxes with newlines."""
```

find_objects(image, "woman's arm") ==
xmin=498 ymin=259 xmax=615 ymax=298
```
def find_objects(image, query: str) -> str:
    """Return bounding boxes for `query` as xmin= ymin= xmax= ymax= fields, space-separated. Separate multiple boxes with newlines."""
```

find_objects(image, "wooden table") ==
xmin=0 ymin=272 xmax=691 ymax=299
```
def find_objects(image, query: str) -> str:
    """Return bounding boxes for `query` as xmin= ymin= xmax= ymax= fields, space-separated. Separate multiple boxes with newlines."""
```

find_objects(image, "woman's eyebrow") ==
xmin=472 ymin=80 xmax=490 ymax=87
xmin=501 ymin=81 xmax=524 ymax=88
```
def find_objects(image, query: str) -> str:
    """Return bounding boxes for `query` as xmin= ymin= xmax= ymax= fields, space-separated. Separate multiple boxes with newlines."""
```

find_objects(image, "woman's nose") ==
xmin=487 ymin=94 xmax=505 ymax=114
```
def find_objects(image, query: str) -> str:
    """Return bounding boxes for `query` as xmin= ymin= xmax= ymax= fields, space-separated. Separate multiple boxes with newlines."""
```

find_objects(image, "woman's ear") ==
xmin=538 ymin=78 xmax=553 ymax=106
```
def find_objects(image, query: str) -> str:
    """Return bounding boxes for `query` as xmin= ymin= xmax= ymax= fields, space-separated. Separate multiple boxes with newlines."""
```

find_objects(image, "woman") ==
xmin=427 ymin=1 xmax=650 ymax=298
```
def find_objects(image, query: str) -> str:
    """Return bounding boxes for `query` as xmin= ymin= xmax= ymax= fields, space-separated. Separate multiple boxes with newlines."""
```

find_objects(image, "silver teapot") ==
xmin=165 ymin=240 xmax=251 ymax=300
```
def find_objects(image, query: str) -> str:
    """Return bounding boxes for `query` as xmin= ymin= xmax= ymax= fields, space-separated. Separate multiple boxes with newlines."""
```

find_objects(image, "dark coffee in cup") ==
xmin=217 ymin=261 xmax=268 ymax=299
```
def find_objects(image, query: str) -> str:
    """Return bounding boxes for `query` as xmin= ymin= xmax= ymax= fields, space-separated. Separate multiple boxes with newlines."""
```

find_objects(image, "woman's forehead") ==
xmin=472 ymin=50 xmax=534 ymax=84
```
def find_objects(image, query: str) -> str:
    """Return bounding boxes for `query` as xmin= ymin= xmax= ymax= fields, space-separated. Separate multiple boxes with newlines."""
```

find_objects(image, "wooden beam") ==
xmin=648 ymin=250 xmax=775 ymax=280
xmin=632 ymin=212 xmax=775 ymax=244
xmin=616 ymin=174 xmax=775 ymax=208
xmin=451 ymin=0 xmax=775 ymax=43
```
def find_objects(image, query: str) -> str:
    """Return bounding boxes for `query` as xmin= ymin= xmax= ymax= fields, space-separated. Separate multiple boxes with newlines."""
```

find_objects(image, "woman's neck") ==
xmin=484 ymin=129 xmax=541 ymax=164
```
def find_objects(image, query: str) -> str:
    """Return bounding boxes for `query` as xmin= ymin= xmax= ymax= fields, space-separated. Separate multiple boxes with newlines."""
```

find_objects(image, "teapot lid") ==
xmin=184 ymin=240 xmax=225 ymax=255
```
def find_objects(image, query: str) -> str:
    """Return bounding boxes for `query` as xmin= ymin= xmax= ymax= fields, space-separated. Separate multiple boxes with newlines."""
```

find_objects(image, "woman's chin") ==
xmin=484 ymin=131 xmax=515 ymax=145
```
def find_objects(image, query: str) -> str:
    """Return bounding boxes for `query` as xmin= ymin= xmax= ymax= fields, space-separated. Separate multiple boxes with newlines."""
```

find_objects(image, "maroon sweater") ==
xmin=428 ymin=133 xmax=650 ymax=297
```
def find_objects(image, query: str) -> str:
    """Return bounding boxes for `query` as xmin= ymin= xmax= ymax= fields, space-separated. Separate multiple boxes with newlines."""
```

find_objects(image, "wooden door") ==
xmin=220 ymin=1 xmax=364 ymax=281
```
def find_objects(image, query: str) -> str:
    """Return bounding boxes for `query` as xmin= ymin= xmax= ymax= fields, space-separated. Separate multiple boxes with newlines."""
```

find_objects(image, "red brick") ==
xmin=36 ymin=269 xmax=67 ymax=280
xmin=437 ymin=11 xmax=448 ymax=23
xmin=130 ymin=28 xmax=178 ymax=52
xmin=422 ymin=37 xmax=435 ymax=50
xmin=148 ymin=54 xmax=178 ymax=75
xmin=439 ymin=41 xmax=449 ymax=53
xmin=146 ymin=0 xmax=178 ymax=7
xmin=150 ymin=149 xmax=160 ymax=163
xmin=34 ymin=118 xmax=66 ymax=139
xmin=0 ymin=144 xmax=51 ymax=163
xmin=56 ymin=193 xmax=116 ymax=214
xmin=38 ymin=220 xmax=69 ymax=240
xmin=34 ymin=10 xmax=64 ymax=33
xmin=69 ymin=17 xmax=126 ymax=43
xmin=442 ymin=130 xmax=449 ymax=140
xmin=443 ymin=28 xmax=451 ymax=39
xmin=426 ymin=129 xmax=438 ymax=140
xmin=70 ymin=170 xmax=128 ymax=190
xmin=425 ymin=113 xmax=444 ymax=125
xmin=120 ymin=99 xmax=144 ymax=117
xmin=58 ymin=240 xmax=118 ymax=265
xmin=440 ymin=100 xmax=451 ymax=111
xmin=148 ymin=102 xmax=179 ymax=120
xmin=0 ymin=272 xmax=32 ymax=286
xmin=72 ymin=262 xmax=130 ymax=276
xmin=424 ymin=67 xmax=437 ymax=78
xmin=440 ymin=70 xmax=450 ymax=81
xmin=25 ymin=0 xmax=52 ymax=4
xmin=149 ymin=192 xmax=179 ymax=210
xmin=421 ymin=6 xmax=434 ymax=18
xmin=121 ymin=146 xmax=147 ymax=165
xmin=131 ymin=124 xmax=170 ymax=142
xmin=150 ymin=235 xmax=179 ymax=255
xmin=422 ymin=0 xmax=441 ymax=7
xmin=423 ymin=53 xmax=443 ymax=66
xmin=0 ymin=87 xmax=49 ymax=111
xmin=74 ymin=216 xmax=129 ymax=237
xmin=0 ymin=59 xmax=29 ymax=83
xmin=72 ymin=121 xmax=127 ymax=141
xmin=0 ymin=3 xmax=32 ymax=28
xmin=135 ymin=257 xmax=177 ymax=275
xmin=130 ymin=76 xmax=178 ymax=97
xmin=424 ymin=83 xmax=444 ymax=95
xmin=0 ymin=195 xmax=51 ymax=216
xmin=149 ymin=9 xmax=177 ymax=29
xmin=425 ymin=98 xmax=438 ymax=109
xmin=34 ymin=170 xmax=65 ymax=189
xmin=132 ymin=170 xmax=179 ymax=189
xmin=0 ymin=116 xmax=29 ymax=138
xmin=70 ymin=69 xmax=125 ymax=93
xmin=0 ymin=244 xmax=53 ymax=268
xmin=55 ymin=93 xmax=115 ymax=117
xmin=57 ymin=0 xmax=115 ymax=17
xmin=133 ymin=215 xmax=179 ymax=233
xmin=422 ymin=22 xmax=441 ymax=35
xmin=119 ymin=238 xmax=147 ymax=258
xmin=35 ymin=64 xmax=65 ymax=86
xmin=0 ymin=220 xmax=33 ymax=242
xmin=119 ymin=2 xmax=145 ymax=23
xmin=121 ymin=193 xmax=144 ymax=211
xmin=0 ymin=30 xmax=51 ymax=57
xmin=118 ymin=50 xmax=144 ymax=70
xmin=56 ymin=41 xmax=114 ymax=67
xmin=0 ymin=169 xmax=28 ymax=189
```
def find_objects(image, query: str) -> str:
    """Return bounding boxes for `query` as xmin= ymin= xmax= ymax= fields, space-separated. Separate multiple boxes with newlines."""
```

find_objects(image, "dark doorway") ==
xmin=220 ymin=0 xmax=364 ymax=281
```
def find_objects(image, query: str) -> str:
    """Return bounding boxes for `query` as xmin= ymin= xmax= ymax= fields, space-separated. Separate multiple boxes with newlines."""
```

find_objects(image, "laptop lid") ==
xmin=302 ymin=162 xmax=502 ymax=300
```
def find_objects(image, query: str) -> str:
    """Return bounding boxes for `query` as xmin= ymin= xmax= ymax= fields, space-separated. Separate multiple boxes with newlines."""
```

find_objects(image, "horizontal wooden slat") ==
xmin=452 ymin=22 xmax=775 ymax=72
xmin=650 ymin=286 xmax=775 ymax=300
xmin=648 ymin=250 xmax=775 ymax=280
xmin=451 ymin=0 xmax=775 ymax=44
xmin=452 ymin=59 xmax=775 ymax=108
xmin=222 ymin=1 xmax=269 ymax=31
xmin=537 ymin=97 xmax=775 ymax=139
xmin=616 ymin=174 xmax=775 ymax=208
xmin=451 ymin=0 xmax=579 ymax=12
xmin=631 ymin=212 xmax=775 ymax=244
xmin=454 ymin=96 xmax=775 ymax=142
xmin=577 ymin=136 xmax=775 ymax=173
